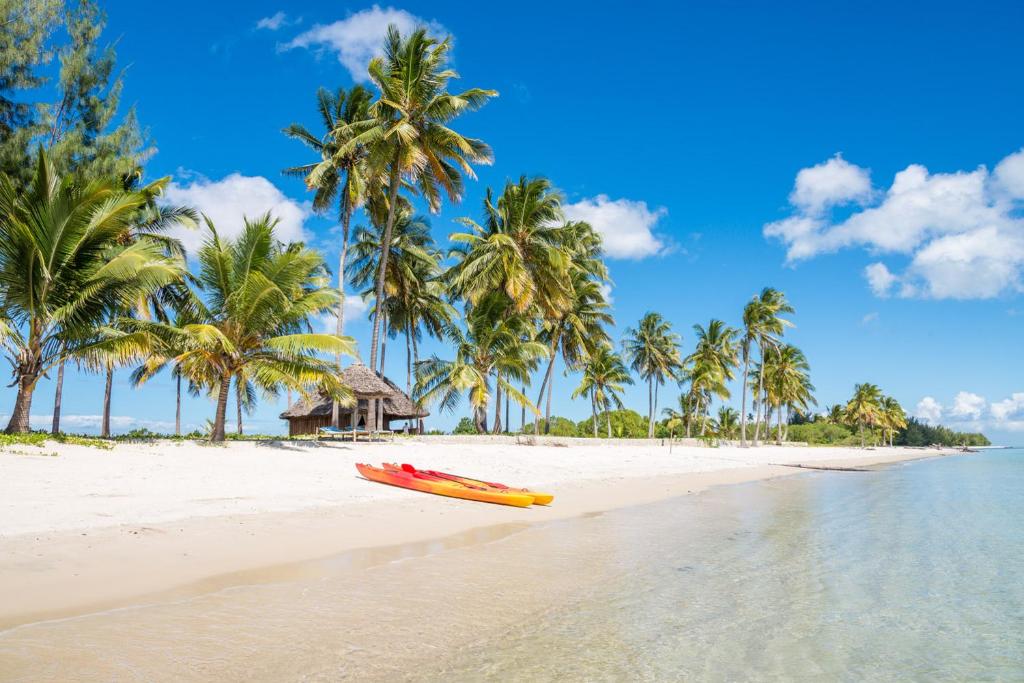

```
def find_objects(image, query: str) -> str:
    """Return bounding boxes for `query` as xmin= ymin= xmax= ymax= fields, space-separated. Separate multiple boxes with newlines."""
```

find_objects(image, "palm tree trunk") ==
xmin=175 ymin=373 xmax=182 ymax=437
xmin=606 ymin=403 xmax=612 ymax=438
xmin=492 ymin=378 xmax=502 ymax=434
xmin=753 ymin=342 xmax=767 ymax=446
xmin=591 ymin=392 xmax=597 ymax=437
xmin=235 ymin=376 xmax=243 ymax=436
xmin=101 ymin=366 xmax=113 ymax=438
xmin=534 ymin=338 xmax=559 ymax=436
xmin=859 ymin=421 xmax=865 ymax=447
xmin=369 ymin=151 xmax=401 ymax=375
xmin=521 ymin=384 xmax=526 ymax=433
xmin=545 ymin=374 xmax=554 ymax=435
xmin=212 ymin=373 xmax=231 ymax=442
xmin=379 ymin=309 xmax=388 ymax=376
xmin=412 ymin=333 xmax=423 ymax=434
xmin=51 ymin=356 xmax=65 ymax=435
xmin=6 ymin=374 xmax=38 ymax=434
xmin=505 ymin=383 xmax=510 ymax=435
xmin=647 ymin=377 xmax=654 ymax=438
xmin=776 ymin=404 xmax=783 ymax=445
xmin=332 ymin=208 xmax=352 ymax=429
xmin=739 ymin=344 xmax=750 ymax=447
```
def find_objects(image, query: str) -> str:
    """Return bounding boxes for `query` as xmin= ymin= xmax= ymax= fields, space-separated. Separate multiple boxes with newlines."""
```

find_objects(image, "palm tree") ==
xmin=0 ymin=151 xmax=183 ymax=433
xmin=572 ymin=345 xmax=633 ymax=437
xmin=283 ymin=85 xmax=373 ymax=339
xmin=348 ymin=25 xmax=497 ymax=376
xmin=880 ymin=396 xmax=907 ymax=447
xmin=284 ymin=85 xmax=373 ymax=428
xmin=534 ymin=272 xmax=612 ymax=434
xmin=447 ymin=176 xmax=571 ymax=317
xmin=844 ymin=382 xmax=883 ymax=447
xmin=414 ymin=296 xmax=546 ymax=433
xmin=683 ymin=319 xmax=739 ymax=435
xmin=715 ymin=406 xmax=740 ymax=440
xmin=763 ymin=344 xmax=815 ymax=444
xmin=740 ymin=288 xmax=794 ymax=446
xmin=130 ymin=215 xmax=356 ymax=441
xmin=623 ymin=312 xmax=683 ymax=438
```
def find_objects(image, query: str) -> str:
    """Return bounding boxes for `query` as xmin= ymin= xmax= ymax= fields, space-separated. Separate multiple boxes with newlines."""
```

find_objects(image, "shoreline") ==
xmin=0 ymin=440 xmax=953 ymax=630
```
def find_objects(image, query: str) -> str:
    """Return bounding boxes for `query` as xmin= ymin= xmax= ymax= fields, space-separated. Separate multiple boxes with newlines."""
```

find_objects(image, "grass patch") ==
xmin=0 ymin=431 xmax=112 ymax=450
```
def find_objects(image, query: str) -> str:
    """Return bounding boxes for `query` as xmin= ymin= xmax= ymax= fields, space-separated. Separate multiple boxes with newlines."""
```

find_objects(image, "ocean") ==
xmin=2 ymin=449 xmax=1021 ymax=681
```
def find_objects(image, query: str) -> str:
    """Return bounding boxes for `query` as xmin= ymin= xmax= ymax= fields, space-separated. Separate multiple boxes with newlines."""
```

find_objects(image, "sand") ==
xmin=0 ymin=437 xmax=950 ymax=630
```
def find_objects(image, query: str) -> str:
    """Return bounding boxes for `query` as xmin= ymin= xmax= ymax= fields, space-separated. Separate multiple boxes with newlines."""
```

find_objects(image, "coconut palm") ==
xmin=283 ymin=85 xmax=373 ymax=338
xmin=763 ymin=344 xmax=815 ymax=444
xmin=534 ymin=272 xmax=613 ymax=434
xmin=880 ymin=395 xmax=907 ymax=447
xmin=447 ymin=176 xmax=571 ymax=317
xmin=572 ymin=345 xmax=633 ymax=437
xmin=844 ymin=382 xmax=883 ymax=447
xmin=683 ymin=319 xmax=739 ymax=435
xmin=715 ymin=406 xmax=740 ymax=440
xmin=739 ymin=288 xmax=794 ymax=446
xmin=346 ymin=25 xmax=497 ymax=375
xmin=623 ymin=312 xmax=683 ymax=438
xmin=0 ymin=151 xmax=184 ymax=433
xmin=130 ymin=215 xmax=356 ymax=441
xmin=414 ymin=296 xmax=546 ymax=433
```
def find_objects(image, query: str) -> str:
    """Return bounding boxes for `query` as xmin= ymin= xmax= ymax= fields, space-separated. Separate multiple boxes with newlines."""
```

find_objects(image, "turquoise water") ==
xmin=2 ymin=450 xmax=1021 ymax=681
xmin=427 ymin=449 xmax=1024 ymax=680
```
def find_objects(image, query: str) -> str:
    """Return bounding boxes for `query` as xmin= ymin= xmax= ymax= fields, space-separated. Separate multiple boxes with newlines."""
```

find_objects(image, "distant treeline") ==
xmin=454 ymin=411 xmax=990 ymax=446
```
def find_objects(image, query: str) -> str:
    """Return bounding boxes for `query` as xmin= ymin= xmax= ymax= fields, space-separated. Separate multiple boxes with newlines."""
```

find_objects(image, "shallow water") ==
xmin=2 ymin=450 xmax=1022 ymax=681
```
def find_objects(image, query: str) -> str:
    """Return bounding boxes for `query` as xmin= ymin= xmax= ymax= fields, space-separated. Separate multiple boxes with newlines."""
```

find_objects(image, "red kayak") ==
xmin=387 ymin=463 xmax=554 ymax=506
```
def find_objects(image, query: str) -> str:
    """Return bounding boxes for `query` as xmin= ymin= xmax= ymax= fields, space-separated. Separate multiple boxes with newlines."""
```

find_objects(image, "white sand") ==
xmin=0 ymin=438 xmax=951 ymax=628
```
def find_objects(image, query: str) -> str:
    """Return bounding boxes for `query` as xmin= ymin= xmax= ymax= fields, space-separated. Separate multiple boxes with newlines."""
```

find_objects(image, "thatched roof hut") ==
xmin=279 ymin=362 xmax=427 ymax=435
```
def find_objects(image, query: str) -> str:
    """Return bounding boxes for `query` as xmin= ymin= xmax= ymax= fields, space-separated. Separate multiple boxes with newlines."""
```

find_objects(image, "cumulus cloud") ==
xmin=5 ymin=414 xmax=179 ymax=434
xmin=162 ymin=174 xmax=311 ymax=257
xmin=951 ymin=391 xmax=986 ymax=420
xmin=765 ymin=148 xmax=1024 ymax=300
xmin=563 ymin=195 xmax=668 ymax=259
xmin=318 ymin=295 xmax=371 ymax=332
xmin=283 ymin=5 xmax=445 ymax=81
xmin=864 ymin=262 xmax=898 ymax=297
xmin=915 ymin=396 xmax=943 ymax=424
xmin=914 ymin=391 xmax=1024 ymax=433
xmin=256 ymin=11 xmax=291 ymax=30
xmin=598 ymin=282 xmax=614 ymax=305
xmin=789 ymin=154 xmax=873 ymax=215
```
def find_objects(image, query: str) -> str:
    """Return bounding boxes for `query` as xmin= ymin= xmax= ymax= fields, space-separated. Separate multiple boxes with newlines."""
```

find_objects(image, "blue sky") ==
xmin=14 ymin=0 xmax=1024 ymax=442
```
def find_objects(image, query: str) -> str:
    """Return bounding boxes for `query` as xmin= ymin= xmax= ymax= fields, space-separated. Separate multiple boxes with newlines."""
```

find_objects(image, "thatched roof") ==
xmin=278 ymin=363 xmax=428 ymax=420
xmin=338 ymin=362 xmax=392 ymax=396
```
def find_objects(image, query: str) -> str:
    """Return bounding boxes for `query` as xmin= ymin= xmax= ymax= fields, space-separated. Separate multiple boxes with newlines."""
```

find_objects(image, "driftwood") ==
xmin=770 ymin=463 xmax=870 ymax=472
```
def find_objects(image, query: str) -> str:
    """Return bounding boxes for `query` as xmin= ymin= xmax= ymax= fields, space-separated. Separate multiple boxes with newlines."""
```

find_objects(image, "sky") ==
xmin=10 ymin=0 xmax=1024 ymax=443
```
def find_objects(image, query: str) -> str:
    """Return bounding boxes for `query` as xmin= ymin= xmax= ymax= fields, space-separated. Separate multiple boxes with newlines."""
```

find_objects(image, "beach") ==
xmin=0 ymin=438 xmax=948 ymax=633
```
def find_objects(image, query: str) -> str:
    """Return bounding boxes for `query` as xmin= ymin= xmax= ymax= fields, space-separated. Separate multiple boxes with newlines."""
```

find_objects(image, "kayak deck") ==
xmin=356 ymin=463 xmax=535 ymax=507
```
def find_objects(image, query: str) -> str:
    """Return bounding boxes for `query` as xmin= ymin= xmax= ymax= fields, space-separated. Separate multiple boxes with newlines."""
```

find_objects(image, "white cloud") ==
xmin=991 ymin=393 xmax=1024 ymax=422
xmin=598 ymin=282 xmax=614 ymax=305
xmin=864 ymin=262 xmax=898 ymax=297
xmin=915 ymin=391 xmax=1024 ymax=434
xmin=5 ymin=414 xmax=179 ymax=433
xmin=789 ymin=153 xmax=873 ymax=215
xmin=860 ymin=311 xmax=878 ymax=325
xmin=162 ymin=174 xmax=311 ymax=257
xmin=256 ymin=11 xmax=290 ymax=30
xmin=914 ymin=396 xmax=943 ymax=423
xmin=283 ymin=5 xmax=445 ymax=82
xmin=318 ymin=294 xmax=370 ymax=333
xmin=563 ymin=195 xmax=668 ymax=259
xmin=951 ymin=391 xmax=987 ymax=420
xmin=764 ymin=148 xmax=1024 ymax=300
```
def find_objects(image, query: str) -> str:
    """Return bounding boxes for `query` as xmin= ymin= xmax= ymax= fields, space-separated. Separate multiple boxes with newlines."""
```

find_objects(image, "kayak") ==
xmin=389 ymin=463 xmax=555 ymax=506
xmin=356 ymin=463 xmax=535 ymax=507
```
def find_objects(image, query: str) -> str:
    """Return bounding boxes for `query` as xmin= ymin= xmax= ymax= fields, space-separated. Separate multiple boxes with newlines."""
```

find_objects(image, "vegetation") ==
xmin=0 ymin=10 xmax=991 ymax=448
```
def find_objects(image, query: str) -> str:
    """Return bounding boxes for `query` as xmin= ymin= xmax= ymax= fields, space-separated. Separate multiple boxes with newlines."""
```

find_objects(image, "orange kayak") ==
xmin=388 ymin=463 xmax=555 ymax=506
xmin=356 ymin=463 xmax=535 ymax=507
